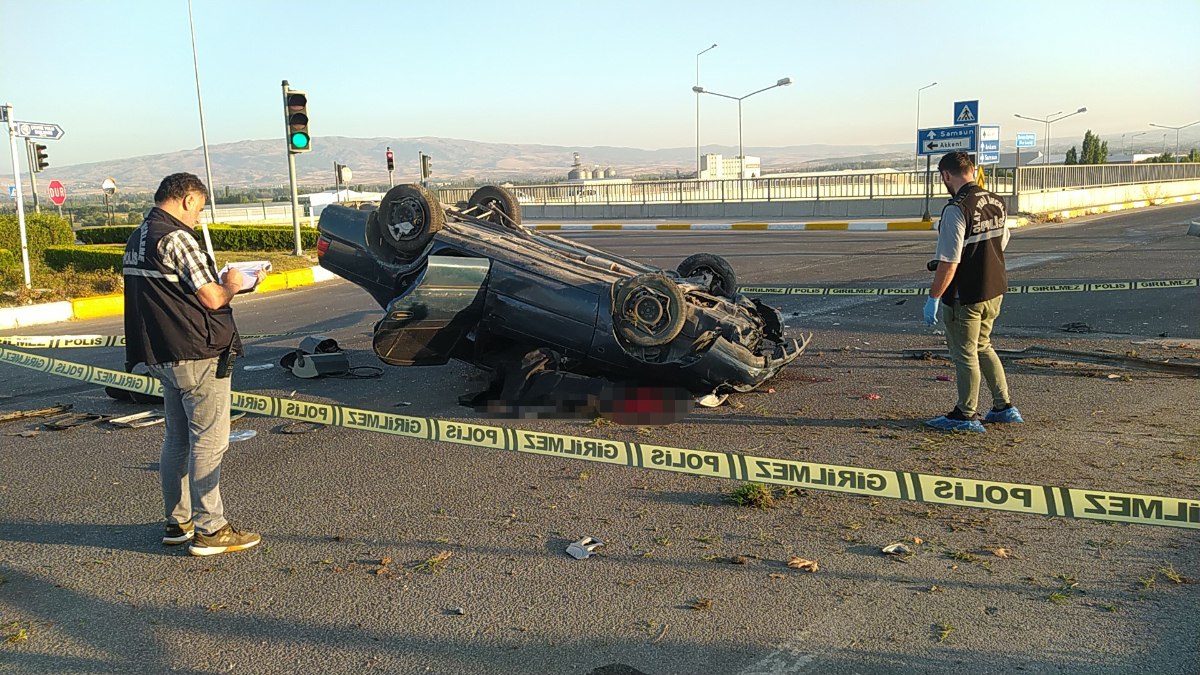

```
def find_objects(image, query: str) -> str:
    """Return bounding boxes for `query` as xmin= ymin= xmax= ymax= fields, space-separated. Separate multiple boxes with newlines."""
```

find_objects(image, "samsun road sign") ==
xmin=48 ymin=180 xmax=66 ymax=206
xmin=917 ymin=125 xmax=978 ymax=155
xmin=13 ymin=121 xmax=65 ymax=141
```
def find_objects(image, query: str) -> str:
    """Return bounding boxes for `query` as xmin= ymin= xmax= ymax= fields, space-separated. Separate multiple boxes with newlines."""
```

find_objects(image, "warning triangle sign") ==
xmin=956 ymin=106 xmax=976 ymax=123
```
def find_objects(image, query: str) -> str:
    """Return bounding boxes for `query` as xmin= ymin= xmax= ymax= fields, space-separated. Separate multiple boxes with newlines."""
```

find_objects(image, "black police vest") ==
xmin=123 ymin=208 xmax=240 ymax=367
xmin=942 ymin=184 xmax=1008 ymax=304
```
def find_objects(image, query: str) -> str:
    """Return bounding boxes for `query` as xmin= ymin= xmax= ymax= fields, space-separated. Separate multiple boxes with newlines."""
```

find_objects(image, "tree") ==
xmin=1064 ymin=146 xmax=1079 ymax=165
xmin=1079 ymin=130 xmax=1108 ymax=164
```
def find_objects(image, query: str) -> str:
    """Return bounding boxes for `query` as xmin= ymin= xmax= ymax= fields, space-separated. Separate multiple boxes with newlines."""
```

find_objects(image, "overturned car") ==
xmin=316 ymin=184 xmax=806 ymax=412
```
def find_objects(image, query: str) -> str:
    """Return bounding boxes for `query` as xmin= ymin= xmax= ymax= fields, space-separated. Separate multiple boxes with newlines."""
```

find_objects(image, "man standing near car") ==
xmin=922 ymin=152 xmax=1023 ymax=432
xmin=123 ymin=172 xmax=263 ymax=556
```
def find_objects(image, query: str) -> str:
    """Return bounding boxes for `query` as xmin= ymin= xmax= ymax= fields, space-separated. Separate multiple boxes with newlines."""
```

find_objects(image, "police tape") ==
xmin=1 ymin=344 xmax=1196 ymax=530
xmin=737 ymin=278 xmax=1200 ymax=296
xmin=0 ymin=331 xmax=348 ymax=349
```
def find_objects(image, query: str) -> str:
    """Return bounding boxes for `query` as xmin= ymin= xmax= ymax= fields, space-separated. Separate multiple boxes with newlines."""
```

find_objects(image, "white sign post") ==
xmin=3 ymin=104 xmax=32 ymax=288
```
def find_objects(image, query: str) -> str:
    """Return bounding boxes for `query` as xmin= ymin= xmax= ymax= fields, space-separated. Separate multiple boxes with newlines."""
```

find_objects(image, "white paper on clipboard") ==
xmin=219 ymin=261 xmax=272 ymax=293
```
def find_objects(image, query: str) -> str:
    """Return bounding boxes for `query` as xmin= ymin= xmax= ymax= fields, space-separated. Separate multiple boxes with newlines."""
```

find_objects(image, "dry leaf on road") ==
xmin=786 ymin=557 xmax=819 ymax=572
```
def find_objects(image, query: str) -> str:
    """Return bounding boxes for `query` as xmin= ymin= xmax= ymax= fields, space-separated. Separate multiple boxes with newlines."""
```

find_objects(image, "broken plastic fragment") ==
xmin=228 ymin=430 xmax=257 ymax=443
xmin=882 ymin=543 xmax=912 ymax=555
xmin=566 ymin=536 xmax=604 ymax=559
xmin=696 ymin=393 xmax=728 ymax=408
xmin=243 ymin=363 xmax=273 ymax=371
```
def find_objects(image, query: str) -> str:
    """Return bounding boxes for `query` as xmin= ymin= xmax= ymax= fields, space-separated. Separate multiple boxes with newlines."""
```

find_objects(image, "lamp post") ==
xmin=1149 ymin=120 xmax=1200 ymax=159
xmin=692 ymin=77 xmax=792 ymax=178
xmin=695 ymin=43 xmax=717 ymax=178
xmin=914 ymin=81 xmax=937 ymax=170
xmin=186 ymin=0 xmax=217 ymax=261
xmin=1013 ymin=107 xmax=1087 ymax=165
xmin=1124 ymin=132 xmax=1146 ymax=159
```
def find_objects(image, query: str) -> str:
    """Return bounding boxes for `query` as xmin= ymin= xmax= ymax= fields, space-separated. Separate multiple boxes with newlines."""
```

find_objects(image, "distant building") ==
xmin=699 ymin=153 xmax=761 ymax=180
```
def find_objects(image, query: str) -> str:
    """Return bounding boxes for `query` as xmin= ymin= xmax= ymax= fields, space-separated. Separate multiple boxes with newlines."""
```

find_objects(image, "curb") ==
xmin=0 ymin=265 xmax=339 ymax=331
xmin=1042 ymin=193 xmax=1200 ymax=223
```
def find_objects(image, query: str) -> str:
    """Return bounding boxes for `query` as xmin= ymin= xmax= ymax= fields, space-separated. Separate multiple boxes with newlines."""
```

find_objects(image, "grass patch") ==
xmin=1048 ymin=591 xmax=1071 ymax=604
xmin=935 ymin=622 xmax=955 ymax=643
xmin=726 ymin=483 xmax=775 ymax=509
xmin=412 ymin=550 xmax=452 ymax=575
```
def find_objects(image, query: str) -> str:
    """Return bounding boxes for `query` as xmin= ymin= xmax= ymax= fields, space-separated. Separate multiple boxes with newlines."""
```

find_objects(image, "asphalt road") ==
xmin=1 ymin=203 xmax=1198 ymax=674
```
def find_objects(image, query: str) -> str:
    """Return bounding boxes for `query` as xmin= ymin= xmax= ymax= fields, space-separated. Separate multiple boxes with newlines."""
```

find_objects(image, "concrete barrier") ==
xmin=1017 ymin=179 xmax=1200 ymax=215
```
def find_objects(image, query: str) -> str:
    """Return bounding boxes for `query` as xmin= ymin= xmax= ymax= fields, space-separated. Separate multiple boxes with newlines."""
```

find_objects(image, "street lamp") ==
xmin=1149 ymin=119 xmax=1200 ymax=158
xmin=1123 ymin=131 xmax=1146 ymax=159
xmin=695 ymin=43 xmax=717 ymax=178
xmin=692 ymin=77 xmax=792 ymax=178
xmin=1013 ymin=107 xmax=1087 ymax=165
xmin=915 ymin=81 xmax=937 ymax=170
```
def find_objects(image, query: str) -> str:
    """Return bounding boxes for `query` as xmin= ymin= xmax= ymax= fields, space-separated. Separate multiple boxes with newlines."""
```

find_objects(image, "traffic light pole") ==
xmin=283 ymin=80 xmax=303 ymax=256
xmin=4 ymin=105 xmax=31 ymax=287
xmin=24 ymin=140 xmax=40 ymax=214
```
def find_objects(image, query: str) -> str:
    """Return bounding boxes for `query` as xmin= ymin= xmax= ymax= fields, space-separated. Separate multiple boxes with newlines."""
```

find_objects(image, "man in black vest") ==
xmin=923 ymin=152 xmax=1023 ymax=432
xmin=124 ymin=173 xmax=262 ymax=556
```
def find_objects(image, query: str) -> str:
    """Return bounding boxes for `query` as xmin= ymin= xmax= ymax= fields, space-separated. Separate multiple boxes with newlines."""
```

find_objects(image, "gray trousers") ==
xmin=942 ymin=295 xmax=1011 ymax=418
xmin=148 ymin=357 xmax=231 ymax=534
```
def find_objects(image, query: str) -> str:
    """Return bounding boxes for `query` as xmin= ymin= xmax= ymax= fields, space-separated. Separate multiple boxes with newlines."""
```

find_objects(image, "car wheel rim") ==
xmin=386 ymin=196 xmax=426 ymax=241
xmin=624 ymin=288 xmax=673 ymax=338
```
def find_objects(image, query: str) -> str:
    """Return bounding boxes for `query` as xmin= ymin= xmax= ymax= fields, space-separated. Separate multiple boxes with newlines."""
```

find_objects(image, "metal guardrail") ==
xmin=436 ymin=169 xmax=1018 ymax=206
xmin=1016 ymin=163 xmax=1200 ymax=192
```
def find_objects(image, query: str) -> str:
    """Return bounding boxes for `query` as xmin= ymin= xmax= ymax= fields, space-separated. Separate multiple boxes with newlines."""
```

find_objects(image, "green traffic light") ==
xmin=290 ymin=132 xmax=309 ymax=149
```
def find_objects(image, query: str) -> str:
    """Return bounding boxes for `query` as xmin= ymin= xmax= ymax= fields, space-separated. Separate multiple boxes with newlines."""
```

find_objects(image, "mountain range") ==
xmin=2 ymin=137 xmax=914 ymax=195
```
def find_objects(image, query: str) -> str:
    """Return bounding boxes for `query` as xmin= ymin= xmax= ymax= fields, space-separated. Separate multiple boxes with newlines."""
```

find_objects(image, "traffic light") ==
xmin=285 ymin=90 xmax=310 ymax=153
xmin=420 ymin=153 xmax=432 ymax=179
xmin=386 ymin=148 xmax=395 ymax=172
xmin=33 ymin=144 xmax=49 ymax=172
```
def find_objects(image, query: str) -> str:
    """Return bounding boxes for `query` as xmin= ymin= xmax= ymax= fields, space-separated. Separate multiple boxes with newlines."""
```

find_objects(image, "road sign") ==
xmin=101 ymin=177 xmax=117 ymax=195
xmin=917 ymin=125 xmax=977 ymax=155
xmin=1016 ymin=132 xmax=1037 ymax=148
xmin=978 ymin=125 xmax=1000 ymax=165
xmin=13 ymin=121 xmax=65 ymax=141
xmin=48 ymin=180 xmax=66 ymax=206
xmin=953 ymin=100 xmax=979 ymax=126
xmin=7 ymin=185 xmax=14 ymax=199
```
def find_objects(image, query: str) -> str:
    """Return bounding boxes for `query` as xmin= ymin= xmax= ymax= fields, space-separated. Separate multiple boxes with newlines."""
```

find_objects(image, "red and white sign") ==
xmin=47 ymin=180 xmax=66 ymax=206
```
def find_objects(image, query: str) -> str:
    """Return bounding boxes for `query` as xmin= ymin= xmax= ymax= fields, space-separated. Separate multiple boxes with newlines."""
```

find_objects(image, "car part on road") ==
xmin=0 ymin=404 xmax=71 ymax=424
xmin=109 ymin=410 xmax=166 ymax=428
xmin=566 ymin=536 xmax=604 ymax=560
xmin=228 ymin=429 xmax=257 ymax=442
xmin=43 ymin=412 xmax=106 ymax=430
xmin=677 ymin=253 xmax=738 ymax=299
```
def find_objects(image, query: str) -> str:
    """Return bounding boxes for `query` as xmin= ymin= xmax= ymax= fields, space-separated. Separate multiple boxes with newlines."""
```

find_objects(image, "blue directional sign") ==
xmin=978 ymin=125 xmax=1000 ymax=165
xmin=7 ymin=185 xmax=14 ymax=199
xmin=1016 ymin=132 xmax=1037 ymax=149
xmin=953 ymin=100 xmax=979 ymax=126
xmin=917 ymin=125 xmax=977 ymax=156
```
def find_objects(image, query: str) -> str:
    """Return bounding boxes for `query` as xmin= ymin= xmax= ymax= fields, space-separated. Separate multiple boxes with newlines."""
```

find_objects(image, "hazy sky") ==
xmin=2 ymin=0 xmax=1198 ymax=167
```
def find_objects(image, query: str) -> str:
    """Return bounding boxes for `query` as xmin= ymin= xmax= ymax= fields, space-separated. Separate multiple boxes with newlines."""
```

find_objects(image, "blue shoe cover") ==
xmin=984 ymin=406 xmax=1024 ymax=424
xmin=924 ymin=415 xmax=986 ymax=433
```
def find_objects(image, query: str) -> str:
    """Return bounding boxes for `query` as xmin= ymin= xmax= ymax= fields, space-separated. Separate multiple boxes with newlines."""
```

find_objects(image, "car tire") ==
xmin=377 ymin=184 xmax=444 ymax=254
xmin=468 ymin=185 xmax=522 ymax=227
xmin=613 ymin=273 xmax=688 ymax=347
xmin=677 ymin=253 xmax=738 ymax=298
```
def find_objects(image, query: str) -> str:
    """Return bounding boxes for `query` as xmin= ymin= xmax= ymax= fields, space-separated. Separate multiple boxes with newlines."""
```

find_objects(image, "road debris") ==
xmin=567 ymin=536 xmax=604 ymax=560
xmin=882 ymin=543 xmax=912 ymax=556
xmin=786 ymin=556 xmax=819 ymax=572
xmin=228 ymin=430 xmax=257 ymax=442
xmin=696 ymin=393 xmax=728 ymax=408
xmin=109 ymin=411 xmax=166 ymax=429
xmin=861 ymin=393 xmax=882 ymax=400
xmin=935 ymin=375 xmax=953 ymax=382
xmin=1061 ymin=322 xmax=1093 ymax=333
xmin=242 ymin=363 xmax=273 ymax=371
xmin=0 ymin=404 xmax=71 ymax=424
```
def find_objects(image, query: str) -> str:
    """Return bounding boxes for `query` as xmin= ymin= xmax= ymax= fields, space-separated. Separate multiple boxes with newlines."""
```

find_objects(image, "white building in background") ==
xmin=699 ymin=153 xmax=761 ymax=180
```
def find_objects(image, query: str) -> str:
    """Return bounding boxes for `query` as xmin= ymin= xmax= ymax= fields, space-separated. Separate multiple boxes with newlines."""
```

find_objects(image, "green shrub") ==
xmin=198 ymin=225 xmax=319 ymax=251
xmin=0 ymin=248 xmax=15 ymax=271
xmin=77 ymin=225 xmax=138 ymax=245
xmin=43 ymin=245 xmax=125 ymax=273
xmin=0 ymin=212 xmax=75 ymax=257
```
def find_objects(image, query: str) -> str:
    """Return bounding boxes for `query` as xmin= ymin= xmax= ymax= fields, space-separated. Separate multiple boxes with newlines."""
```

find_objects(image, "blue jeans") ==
xmin=148 ymin=357 xmax=231 ymax=534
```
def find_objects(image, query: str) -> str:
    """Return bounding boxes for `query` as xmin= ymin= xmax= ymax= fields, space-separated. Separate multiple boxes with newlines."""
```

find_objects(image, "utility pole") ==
xmin=4 ymin=104 xmax=32 ymax=287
